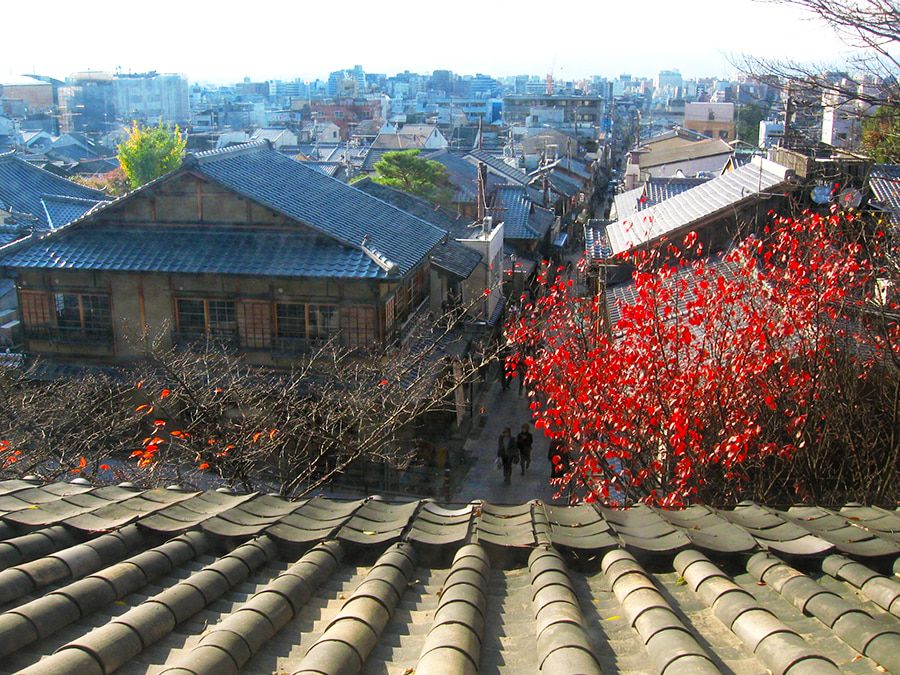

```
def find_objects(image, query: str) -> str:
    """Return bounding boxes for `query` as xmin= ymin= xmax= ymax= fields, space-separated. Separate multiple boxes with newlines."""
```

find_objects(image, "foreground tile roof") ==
xmin=0 ymin=479 xmax=898 ymax=674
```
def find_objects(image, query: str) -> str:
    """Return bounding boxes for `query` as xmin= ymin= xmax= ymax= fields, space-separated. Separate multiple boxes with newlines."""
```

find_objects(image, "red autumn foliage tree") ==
xmin=506 ymin=207 xmax=899 ymax=507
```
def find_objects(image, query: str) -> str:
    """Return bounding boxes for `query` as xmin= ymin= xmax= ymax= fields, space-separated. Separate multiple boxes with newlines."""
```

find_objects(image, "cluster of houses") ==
xmin=585 ymin=127 xmax=899 ymax=323
xmin=0 ymin=117 xmax=597 ymax=383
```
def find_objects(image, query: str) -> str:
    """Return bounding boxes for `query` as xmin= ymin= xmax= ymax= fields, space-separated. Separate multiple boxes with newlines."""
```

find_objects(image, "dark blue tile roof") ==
xmin=351 ymin=179 xmax=481 ymax=279
xmin=496 ymin=186 xmax=552 ymax=240
xmin=0 ymin=152 xmax=105 ymax=230
xmin=189 ymin=143 xmax=445 ymax=275
xmin=0 ymin=226 xmax=387 ymax=278
xmin=41 ymin=195 xmax=105 ymax=229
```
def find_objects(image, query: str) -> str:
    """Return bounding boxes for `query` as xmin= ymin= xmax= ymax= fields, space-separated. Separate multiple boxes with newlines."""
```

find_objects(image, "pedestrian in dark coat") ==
xmin=498 ymin=427 xmax=516 ymax=485
xmin=517 ymin=423 xmax=533 ymax=475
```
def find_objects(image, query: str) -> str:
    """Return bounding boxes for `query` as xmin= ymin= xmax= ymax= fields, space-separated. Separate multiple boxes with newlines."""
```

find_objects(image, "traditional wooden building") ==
xmin=0 ymin=141 xmax=464 ymax=365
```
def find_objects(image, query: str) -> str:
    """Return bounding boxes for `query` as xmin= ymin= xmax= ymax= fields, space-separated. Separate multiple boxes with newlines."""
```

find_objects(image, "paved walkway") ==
xmin=452 ymin=378 xmax=560 ymax=504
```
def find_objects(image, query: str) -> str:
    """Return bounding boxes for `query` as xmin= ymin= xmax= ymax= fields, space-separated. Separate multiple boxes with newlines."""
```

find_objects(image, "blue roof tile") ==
xmin=0 ymin=226 xmax=387 ymax=278
xmin=0 ymin=152 xmax=105 ymax=230
xmin=189 ymin=143 xmax=445 ymax=275
xmin=496 ymin=186 xmax=553 ymax=240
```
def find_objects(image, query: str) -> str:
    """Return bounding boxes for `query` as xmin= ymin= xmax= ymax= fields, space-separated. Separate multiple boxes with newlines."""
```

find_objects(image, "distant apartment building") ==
xmin=656 ymin=70 xmax=683 ymax=95
xmin=0 ymin=75 xmax=54 ymax=113
xmin=821 ymin=79 xmax=882 ymax=150
xmin=58 ymin=71 xmax=189 ymax=132
xmin=114 ymin=72 xmax=190 ymax=125
xmin=503 ymin=94 xmax=604 ymax=127
xmin=304 ymin=98 xmax=384 ymax=139
xmin=683 ymin=102 xmax=735 ymax=141
xmin=326 ymin=66 xmax=368 ymax=98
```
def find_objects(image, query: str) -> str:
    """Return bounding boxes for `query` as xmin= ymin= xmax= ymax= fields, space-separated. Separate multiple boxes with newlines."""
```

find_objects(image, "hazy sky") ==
xmin=2 ymin=0 xmax=859 ymax=83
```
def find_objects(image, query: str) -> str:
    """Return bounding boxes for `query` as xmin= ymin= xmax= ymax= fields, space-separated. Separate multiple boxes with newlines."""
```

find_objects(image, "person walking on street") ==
xmin=498 ymin=427 xmax=516 ymax=485
xmin=517 ymin=423 xmax=533 ymax=475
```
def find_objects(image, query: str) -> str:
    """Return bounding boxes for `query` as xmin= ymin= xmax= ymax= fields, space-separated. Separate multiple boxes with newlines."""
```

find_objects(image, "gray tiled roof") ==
xmin=466 ymin=149 xmax=529 ymax=185
xmin=352 ymin=178 xmax=482 ymax=279
xmin=40 ymin=195 xmax=105 ymax=230
xmin=0 ymin=225 xmax=387 ymax=278
xmin=188 ymin=143 xmax=446 ymax=276
xmin=606 ymin=157 xmax=795 ymax=255
xmin=638 ymin=138 xmax=733 ymax=169
xmin=0 ymin=152 xmax=105 ymax=230
xmin=613 ymin=178 xmax=711 ymax=221
xmin=868 ymin=164 xmax=900 ymax=226
xmin=496 ymin=185 xmax=553 ymax=240
xmin=0 ymin=479 xmax=897 ymax=674
xmin=424 ymin=149 xmax=506 ymax=203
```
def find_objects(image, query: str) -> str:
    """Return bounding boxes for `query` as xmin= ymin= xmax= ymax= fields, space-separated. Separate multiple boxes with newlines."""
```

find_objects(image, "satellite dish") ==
xmin=811 ymin=185 xmax=832 ymax=205
xmin=838 ymin=188 xmax=863 ymax=209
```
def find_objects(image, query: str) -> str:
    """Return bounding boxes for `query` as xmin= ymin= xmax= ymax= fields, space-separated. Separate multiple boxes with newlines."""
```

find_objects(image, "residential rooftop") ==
xmin=0 ymin=478 xmax=896 ymax=674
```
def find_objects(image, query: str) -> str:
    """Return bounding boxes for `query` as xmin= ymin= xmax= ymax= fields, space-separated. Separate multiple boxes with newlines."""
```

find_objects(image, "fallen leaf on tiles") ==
xmin=338 ymin=593 xmax=345 ymax=600
xmin=675 ymin=576 xmax=687 ymax=585
xmin=756 ymin=581 xmax=767 ymax=586
xmin=28 ymin=505 xmax=39 ymax=510
xmin=363 ymin=530 xmax=377 ymax=535
xmin=606 ymin=615 xmax=620 ymax=621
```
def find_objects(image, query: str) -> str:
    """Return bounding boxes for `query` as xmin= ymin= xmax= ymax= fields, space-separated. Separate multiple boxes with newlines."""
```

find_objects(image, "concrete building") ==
xmin=113 ymin=72 xmax=190 ymax=125
xmin=0 ymin=76 xmax=54 ymax=112
xmin=684 ymin=102 xmax=735 ymax=142
xmin=503 ymin=94 xmax=604 ymax=128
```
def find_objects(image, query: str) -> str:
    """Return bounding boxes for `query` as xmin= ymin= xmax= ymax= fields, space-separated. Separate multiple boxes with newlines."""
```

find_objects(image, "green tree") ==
xmin=117 ymin=122 xmax=186 ymax=189
xmin=372 ymin=149 xmax=454 ymax=204
xmin=736 ymin=102 xmax=768 ymax=145
xmin=863 ymin=107 xmax=900 ymax=163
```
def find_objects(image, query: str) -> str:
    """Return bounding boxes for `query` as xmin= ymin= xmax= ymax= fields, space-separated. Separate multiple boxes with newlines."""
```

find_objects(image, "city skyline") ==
xmin=1 ymin=0 xmax=868 ymax=84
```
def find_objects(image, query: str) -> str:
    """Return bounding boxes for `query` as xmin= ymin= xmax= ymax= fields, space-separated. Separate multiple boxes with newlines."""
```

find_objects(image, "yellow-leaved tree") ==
xmin=117 ymin=121 xmax=186 ymax=189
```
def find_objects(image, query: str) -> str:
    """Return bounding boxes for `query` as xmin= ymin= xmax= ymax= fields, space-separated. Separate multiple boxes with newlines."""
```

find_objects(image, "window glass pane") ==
xmin=55 ymin=294 xmax=81 ymax=329
xmin=309 ymin=304 xmax=338 ymax=339
xmin=207 ymin=300 xmax=236 ymax=333
xmin=81 ymin=295 xmax=111 ymax=333
xmin=177 ymin=298 xmax=206 ymax=332
xmin=276 ymin=303 xmax=306 ymax=338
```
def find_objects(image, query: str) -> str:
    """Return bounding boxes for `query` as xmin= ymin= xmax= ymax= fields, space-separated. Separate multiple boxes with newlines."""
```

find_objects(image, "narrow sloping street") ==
xmin=452 ymin=376 xmax=559 ymax=504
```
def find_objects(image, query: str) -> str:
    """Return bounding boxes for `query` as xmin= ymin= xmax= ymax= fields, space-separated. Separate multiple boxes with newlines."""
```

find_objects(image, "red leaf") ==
xmin=100 ymin=464 xmax=110 ymax=471
xmin=160 ymin=389 xmax=171 ymax=399
xmin=198 ymin=462 xmax=210 ymax=470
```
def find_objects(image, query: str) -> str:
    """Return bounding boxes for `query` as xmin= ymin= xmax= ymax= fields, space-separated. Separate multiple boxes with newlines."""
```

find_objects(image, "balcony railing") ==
xmin=24 ymin=325 xmax=113 ymax=347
